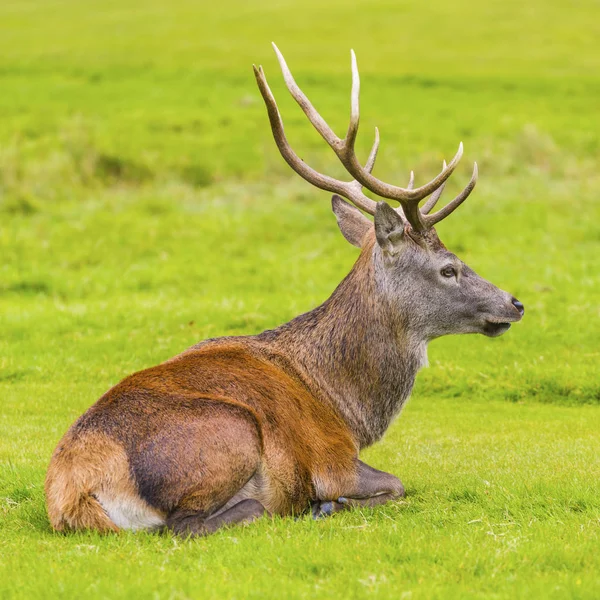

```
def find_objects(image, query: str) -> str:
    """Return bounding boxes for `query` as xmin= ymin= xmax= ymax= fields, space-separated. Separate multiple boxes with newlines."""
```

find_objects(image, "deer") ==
xmin=45 ymin=44 xmax=524 ymax=537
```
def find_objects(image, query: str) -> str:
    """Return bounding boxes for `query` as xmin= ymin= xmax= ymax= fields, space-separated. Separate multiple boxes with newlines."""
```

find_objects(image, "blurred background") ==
xmin=1 ymin=1 xmax=599 ymax=597
xmin=1 ymin=0 xmax=598 ymax=401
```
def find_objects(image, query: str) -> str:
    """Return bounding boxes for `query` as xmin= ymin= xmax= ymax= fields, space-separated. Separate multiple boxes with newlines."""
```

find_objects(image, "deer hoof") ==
xmin=311 ymin=500 xmax=344 ymax=519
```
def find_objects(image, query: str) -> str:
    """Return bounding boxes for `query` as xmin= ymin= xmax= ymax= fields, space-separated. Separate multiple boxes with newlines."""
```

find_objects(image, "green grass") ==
xmin=1 ymin=0 xmax=599 ymax=598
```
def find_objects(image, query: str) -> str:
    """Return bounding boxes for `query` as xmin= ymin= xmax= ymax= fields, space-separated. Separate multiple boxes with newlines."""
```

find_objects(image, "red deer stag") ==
xmin=46 ymin=45 xmax=524 ymax=536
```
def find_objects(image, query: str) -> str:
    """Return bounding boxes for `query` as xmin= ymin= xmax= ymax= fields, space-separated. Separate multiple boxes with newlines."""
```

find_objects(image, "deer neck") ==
xmin=261 ymin=243 xmax=428 ymax=449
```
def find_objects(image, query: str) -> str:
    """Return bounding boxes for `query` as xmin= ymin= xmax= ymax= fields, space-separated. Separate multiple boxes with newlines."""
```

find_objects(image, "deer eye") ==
xmin=440 ymin=265 xmax=457 ymax=278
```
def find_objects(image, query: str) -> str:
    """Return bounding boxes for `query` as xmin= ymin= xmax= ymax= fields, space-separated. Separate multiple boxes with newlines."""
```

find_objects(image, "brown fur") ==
xmin=46 ymin=339 xmax=359 ymax=532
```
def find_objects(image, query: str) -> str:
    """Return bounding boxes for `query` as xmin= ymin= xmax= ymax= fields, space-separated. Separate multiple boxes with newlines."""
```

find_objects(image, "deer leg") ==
xmin=167 ymin=499 xmax=268 ymax=537
xmin=312 ymin=460 xmax=404 ymax=519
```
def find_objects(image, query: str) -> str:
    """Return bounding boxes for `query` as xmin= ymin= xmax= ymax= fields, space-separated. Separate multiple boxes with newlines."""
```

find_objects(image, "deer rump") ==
xmin=45 ymin=342 xmax=359 ymax=534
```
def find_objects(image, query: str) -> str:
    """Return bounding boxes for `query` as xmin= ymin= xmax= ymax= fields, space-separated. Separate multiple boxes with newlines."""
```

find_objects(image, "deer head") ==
xmin=254 ymin=45 xmax=524 ymax=340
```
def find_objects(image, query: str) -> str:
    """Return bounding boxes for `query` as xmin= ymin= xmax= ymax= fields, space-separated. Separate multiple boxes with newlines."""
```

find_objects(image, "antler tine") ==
xmin=364 ymin=127 xmax=380 ymax=174
xmin=347 ymin=49 xmax=360 ymax=149
xmin=253 ymin=63 xmax=378 ymax=215
xmin=421 ymin=161 xmax=447 ymax=215
xmin=423 ymin=162 xmax=479 ymax=228
xmin=272 ymin=43 xmax=344 ymax=151
xmin=273 ymin=43 xmax=463 ymax=206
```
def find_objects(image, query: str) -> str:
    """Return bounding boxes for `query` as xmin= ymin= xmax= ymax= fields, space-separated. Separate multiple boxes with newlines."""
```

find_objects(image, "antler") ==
xmin=254 ymin=43 xmax=478 ymax=232
xmin=253 ymin=64 xmax=379 ymax=215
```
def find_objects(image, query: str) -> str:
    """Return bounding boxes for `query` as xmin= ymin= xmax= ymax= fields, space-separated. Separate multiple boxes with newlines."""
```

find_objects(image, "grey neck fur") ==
xmin=258 ymin=242 xmax=428 ymax=449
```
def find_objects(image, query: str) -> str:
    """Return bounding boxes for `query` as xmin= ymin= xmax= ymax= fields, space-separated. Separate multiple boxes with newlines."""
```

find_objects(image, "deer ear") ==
xmin=374 ymin=201 xmax=405 ymax=254
xmin=331 ymin=195 xmax=372 ymax=248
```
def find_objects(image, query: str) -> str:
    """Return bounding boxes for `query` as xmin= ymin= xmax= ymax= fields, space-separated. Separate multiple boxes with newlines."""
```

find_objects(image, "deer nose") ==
xmin=511 ymin=297 xmax=524 ymax=316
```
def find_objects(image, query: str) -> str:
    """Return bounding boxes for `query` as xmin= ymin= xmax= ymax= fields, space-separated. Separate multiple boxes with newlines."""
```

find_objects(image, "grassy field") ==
xmin=1 ymin=0 xmax=599 ymax=598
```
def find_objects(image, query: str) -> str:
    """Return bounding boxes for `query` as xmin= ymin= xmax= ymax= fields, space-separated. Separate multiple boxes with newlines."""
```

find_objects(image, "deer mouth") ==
xmin=483 ymin=320 xmax=512 ymax=337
